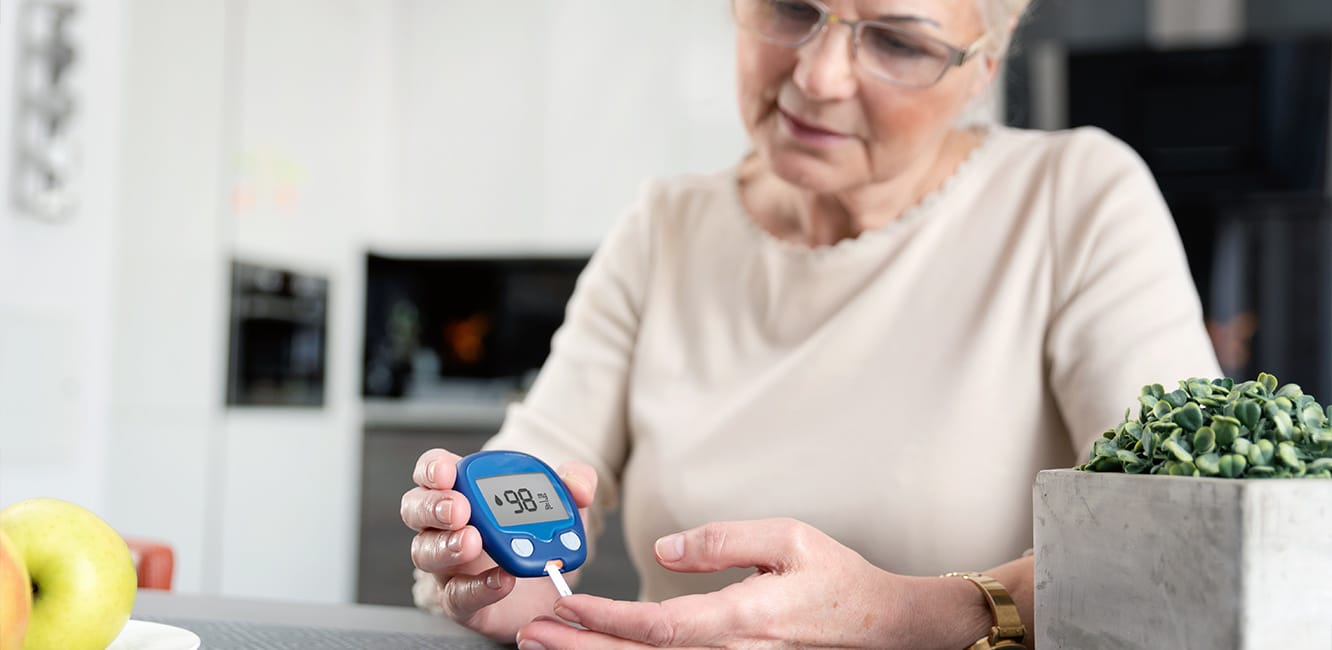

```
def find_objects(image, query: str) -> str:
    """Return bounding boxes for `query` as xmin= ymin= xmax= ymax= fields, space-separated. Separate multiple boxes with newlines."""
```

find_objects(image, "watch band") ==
xmin=941 ymin=572 xmax=1027 ymax=649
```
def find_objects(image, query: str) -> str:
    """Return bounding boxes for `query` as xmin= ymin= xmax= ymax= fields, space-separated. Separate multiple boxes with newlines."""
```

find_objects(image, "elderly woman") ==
xmin=401 ymin=0 xmax=1220 ymax=647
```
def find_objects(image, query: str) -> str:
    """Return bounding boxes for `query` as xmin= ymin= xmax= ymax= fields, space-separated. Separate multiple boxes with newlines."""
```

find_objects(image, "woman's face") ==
xmin=736 ymin=0 xmax=995 ymax=193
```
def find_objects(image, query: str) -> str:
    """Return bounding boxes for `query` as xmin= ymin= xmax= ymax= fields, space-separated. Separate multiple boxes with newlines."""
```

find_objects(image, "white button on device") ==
xmin=511 ymin=538 xmax=534 ymax=558
xmin=560 ymin=531 xmax=582 ymax=551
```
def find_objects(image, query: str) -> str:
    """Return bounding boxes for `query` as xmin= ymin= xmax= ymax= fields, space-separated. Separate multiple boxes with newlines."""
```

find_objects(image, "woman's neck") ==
xmin=741 ymin=128 xmax=985 ymax=248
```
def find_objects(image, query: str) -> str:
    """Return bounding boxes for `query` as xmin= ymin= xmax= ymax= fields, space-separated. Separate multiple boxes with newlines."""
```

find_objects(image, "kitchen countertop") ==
xmin=130 ymin=590 xmax=501 ymax=647
xmin=362 ymin=397 xmax=510 ymax=431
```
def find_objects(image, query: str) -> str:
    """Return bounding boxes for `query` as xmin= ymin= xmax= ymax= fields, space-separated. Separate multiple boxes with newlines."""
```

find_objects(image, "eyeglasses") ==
xmin=732 ymin=0 xmax=988 ymax=89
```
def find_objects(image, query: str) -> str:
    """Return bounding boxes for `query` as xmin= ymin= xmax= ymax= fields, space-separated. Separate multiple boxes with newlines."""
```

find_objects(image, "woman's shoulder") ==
xmin=987 ymin=125 xmax=1150 ymax=177
xmin=620 ymin=167 xmax=745 ymax=239
xmin=636 ymin=168 xmax=739 ymax=213
xmin=591 ymin=167 xmax=746 ymax=269
xmin=966 ymin=125 xmax=1161 ymax=219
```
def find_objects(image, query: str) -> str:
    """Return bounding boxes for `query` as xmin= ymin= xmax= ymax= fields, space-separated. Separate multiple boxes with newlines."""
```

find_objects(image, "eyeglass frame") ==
xmin=731 ymin=0 xmax=990 ymax=88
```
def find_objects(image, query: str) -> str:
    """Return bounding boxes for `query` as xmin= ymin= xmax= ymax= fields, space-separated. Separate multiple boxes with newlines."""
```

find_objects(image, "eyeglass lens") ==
xmin=735 ymin=0 xmax=956 ymax=87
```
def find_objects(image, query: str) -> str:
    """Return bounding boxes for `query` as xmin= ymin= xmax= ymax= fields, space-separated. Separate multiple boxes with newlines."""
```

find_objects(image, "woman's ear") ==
xmin=967 ymin=53 xmax=1000 ymax=102
xmin=976 ymin=19 xmax=1019 ymax=91
xmin=980 ymin=53 xmax=1001 ymax=86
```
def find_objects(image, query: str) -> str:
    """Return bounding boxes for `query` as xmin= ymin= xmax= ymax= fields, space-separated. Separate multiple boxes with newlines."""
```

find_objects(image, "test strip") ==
xmin=545 ymin=561 xmax=573 ymax=597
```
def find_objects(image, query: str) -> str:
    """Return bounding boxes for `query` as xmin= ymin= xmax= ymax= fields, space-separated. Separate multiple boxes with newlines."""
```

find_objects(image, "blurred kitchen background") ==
xmin=0 ymin=0 xmax=1329 ymax=608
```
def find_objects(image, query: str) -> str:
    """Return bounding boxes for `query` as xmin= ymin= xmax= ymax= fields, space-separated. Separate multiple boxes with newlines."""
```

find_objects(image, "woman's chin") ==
xmin=768 ymin=152 xmax=863 ymax=194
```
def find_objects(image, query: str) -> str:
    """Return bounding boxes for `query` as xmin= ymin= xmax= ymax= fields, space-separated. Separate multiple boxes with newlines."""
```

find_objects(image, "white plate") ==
xmin=106 ymin=620 xmax=201 ymax=650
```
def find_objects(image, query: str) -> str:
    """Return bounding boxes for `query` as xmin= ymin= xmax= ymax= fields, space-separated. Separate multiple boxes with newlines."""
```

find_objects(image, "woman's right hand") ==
xmin=401 ymin=448 xmax=599 ymax=642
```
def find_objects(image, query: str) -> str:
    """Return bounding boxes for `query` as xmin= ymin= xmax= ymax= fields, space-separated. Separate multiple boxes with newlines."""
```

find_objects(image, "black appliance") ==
xmin=1067 ymin=39 xmax=1330 ymax=201
xmin=1066 ymin=37 xmax=1332 ymax=399
xmin=361 ymin=255 xmax=588 ymax=398
xmin=226 ymin=261 xmax=329 ymax=407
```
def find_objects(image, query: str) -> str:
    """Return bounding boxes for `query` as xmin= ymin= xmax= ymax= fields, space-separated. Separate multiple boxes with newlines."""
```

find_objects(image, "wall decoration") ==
xmin=10 ymin=0 xmax=79 ymax=222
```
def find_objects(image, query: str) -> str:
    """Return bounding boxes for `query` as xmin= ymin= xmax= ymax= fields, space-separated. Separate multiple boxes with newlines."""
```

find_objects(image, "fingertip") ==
xmin=455 ymin=525 xmax=485 ymax=558
xmin=483 ymin=566 xmax=514 ymax=591
xmin=556 ymin=463 xmax=598 ymax=506
xmin=552 ymin=601 xmax=582 ymax=625
xmin=519 ymin=616 xmax=583 ymax=649
xmin=654 ymin=533 xmax=685 ymax=563
xmin=555 ymin=593 xmax=604 ymax=612
xmin=442 ymin=570 xmax=513 ymax=621
xmin=448 ymin=491 xmax=473 ymax=529
xmin=415 ymin=448 xmax=460 ymax=488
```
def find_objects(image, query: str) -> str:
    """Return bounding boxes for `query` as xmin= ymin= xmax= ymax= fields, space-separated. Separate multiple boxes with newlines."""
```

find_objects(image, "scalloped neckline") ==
xmin=729 ymin=126 xmax=1001 ymax=260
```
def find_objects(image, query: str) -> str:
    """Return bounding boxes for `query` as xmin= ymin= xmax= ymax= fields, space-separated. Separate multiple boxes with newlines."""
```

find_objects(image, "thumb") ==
xmin=555 ymin=461 xmax=598 ymax=509
xmin=653 ymin=518 xmax=805 ymax=574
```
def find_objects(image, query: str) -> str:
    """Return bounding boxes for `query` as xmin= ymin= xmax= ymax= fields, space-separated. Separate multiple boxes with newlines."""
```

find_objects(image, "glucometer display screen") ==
xmin=475 ymin=472 xmax=571 ymax=527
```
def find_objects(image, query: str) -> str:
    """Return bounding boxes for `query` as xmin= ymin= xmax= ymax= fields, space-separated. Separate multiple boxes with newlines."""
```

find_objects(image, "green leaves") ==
xmin=1236 ymin=400 xmax=1261 ymax=431
xmin=1176 ymin=403 xmax=1205 ymax=432
xmin=1300 ymin=405 xmax=1328 ymax=432
xmin=1249 ymin=438 xmax=1276 ymax=467
xmin=1192 ymin=427 xmax=1216 ymax=455
xmin=1218 ymin=454 xmax=1247 ymax=478
xmin=1270 ymin=409 xmax=1295 ymax=441
xmin=1078 ymin=373 xmax=1332 ymax=480
xmin=1163 ymin=390 xmax=1190 ymax=409
xmin=1164 ymin=438 xmax=1194 ymax=463
xmin=1259 ymin=373 xmax=1278 ymax=394
xmin=1277 ymin=442 xmax=1304 ymax=472
xmin=1196 ymin=453 xmax=1221 ymax=476
xmin=1211 ymin=417 xmax=1240 ymax=447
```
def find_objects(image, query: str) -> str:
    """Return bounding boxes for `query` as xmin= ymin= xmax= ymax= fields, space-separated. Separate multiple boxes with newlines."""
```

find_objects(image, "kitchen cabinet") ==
xmin=379 ymin=0 xmax=747 ymax=255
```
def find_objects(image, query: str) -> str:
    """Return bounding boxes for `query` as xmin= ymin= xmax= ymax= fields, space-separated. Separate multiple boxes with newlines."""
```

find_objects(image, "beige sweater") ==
xmin=422 ymin=126 xmax=1221 ymax=605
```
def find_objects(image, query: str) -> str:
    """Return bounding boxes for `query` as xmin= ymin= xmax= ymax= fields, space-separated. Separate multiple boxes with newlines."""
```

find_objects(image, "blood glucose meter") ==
xmin=455 ymin=450 xmax=586 ymax=594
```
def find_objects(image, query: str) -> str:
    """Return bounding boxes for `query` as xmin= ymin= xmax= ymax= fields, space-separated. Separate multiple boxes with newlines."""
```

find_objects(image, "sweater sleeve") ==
xmin=481 ymin=181 xmax=658 ymax=534
xmin=1044 ymin=128 xmax=1222 ymax=461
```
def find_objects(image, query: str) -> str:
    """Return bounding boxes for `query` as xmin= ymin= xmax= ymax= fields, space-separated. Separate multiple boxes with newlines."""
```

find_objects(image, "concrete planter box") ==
xmin=1034 ymin=469 xmax=1332 ymax=649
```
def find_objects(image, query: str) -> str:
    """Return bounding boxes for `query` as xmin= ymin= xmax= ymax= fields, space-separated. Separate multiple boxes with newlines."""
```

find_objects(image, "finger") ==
xmin=550 ymin=594 xmax=738 ymax=648
xmin=439 ymin=566 xmax=516 ymax=624
xmin=401 ymin=487 xmax=473 ymax=532
xmin=653 ymin=518 xmax=807 ymax=574
xmin=554 ymin=461 xmax=598 ymax=509
xmin=519 ymin=615 xmax=684 ymax=650
xmin=413 ymin=448 xmax=460 ymax=489
xmin=411 ymin=526 xmax=485 ymax=573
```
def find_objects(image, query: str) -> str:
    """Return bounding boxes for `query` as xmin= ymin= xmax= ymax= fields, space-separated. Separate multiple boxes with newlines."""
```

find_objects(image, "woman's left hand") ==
xmin=515 ymin=518 xmax=935 ymax=649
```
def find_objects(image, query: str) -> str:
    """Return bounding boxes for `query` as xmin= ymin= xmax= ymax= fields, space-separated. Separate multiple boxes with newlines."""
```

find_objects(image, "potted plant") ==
xmin=1034 ymin=373 xmax=1332 ymax=649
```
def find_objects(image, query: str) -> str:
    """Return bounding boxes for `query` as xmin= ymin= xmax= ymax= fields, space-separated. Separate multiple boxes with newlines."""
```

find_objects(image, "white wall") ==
xmin=15 ymin=0 xmax=390 ymax=603
xmin=0 ymin=0 xmax=124 ymax=519
xmin=107 ymin=0 xmax=391 ymax=602
xmin=213 ymin=0 xmax=389 ymax=603
xmin=537 ymin=1 xmax=746 ymax=248
xmin=386 ymin=1 xmax=551 ymax=254
xmin=103 ymin=0 xmax=230 ymax=597
xmin=380 ymin=0 xmax=747 ymax=254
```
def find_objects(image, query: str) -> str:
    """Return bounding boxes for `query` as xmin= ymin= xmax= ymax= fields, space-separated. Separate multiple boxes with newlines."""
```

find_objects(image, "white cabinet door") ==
xmin=390 ymin=1 xmax=552 ymax=253
xmin=387 ymin=0 xmax=747 ymax=254
xmin=539 ymin=1 xmax=746 ymax=248
xmin=216 ymin=0 xmax=388 ymax=605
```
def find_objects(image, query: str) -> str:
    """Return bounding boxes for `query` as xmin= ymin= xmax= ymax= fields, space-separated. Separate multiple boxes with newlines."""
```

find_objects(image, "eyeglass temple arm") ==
xmin=952 ymin=33 xmax=990 ymax=66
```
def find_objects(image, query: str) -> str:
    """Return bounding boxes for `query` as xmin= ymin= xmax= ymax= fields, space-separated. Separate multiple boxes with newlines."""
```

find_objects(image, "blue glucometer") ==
xmin=454 ymin=450 xmax=586 ymax=578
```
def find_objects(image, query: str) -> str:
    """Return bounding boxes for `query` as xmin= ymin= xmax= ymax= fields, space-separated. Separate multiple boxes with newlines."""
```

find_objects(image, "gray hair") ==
xmin=976 ymin=0 xmax=1035 ymax=60
xmin=954 ymin=0 xmax=1035 ymax=125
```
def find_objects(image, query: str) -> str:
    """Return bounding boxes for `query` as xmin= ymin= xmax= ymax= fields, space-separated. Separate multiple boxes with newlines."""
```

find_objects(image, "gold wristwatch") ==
xmin=941 ymin=572 xmax=1027 ymax=649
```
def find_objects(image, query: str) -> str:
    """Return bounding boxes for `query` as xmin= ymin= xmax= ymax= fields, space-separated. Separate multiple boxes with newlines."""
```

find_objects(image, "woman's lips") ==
xmin=778 ymin=109 xmax=850 ymax=146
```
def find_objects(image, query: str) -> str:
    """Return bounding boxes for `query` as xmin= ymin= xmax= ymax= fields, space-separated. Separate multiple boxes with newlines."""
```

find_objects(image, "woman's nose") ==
xmin=791 ymin=24 xmax=859 ymax=100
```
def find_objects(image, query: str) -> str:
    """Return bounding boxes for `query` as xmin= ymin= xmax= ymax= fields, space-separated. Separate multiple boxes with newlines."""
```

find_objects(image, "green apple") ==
xmin=0 ymin=499 xmax=137 ymax=650
xmin=0 ymin=529 xmax=31 ymax=650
